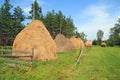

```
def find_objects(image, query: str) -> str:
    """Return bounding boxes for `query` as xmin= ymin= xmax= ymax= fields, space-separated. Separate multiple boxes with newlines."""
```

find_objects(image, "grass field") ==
xmin=0 ymin=46 xmax=120 ymax=80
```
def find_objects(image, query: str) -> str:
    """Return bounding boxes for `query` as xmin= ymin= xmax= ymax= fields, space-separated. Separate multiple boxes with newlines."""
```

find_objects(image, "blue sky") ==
xmin=1 ymin=0 xmax=120 ymax=40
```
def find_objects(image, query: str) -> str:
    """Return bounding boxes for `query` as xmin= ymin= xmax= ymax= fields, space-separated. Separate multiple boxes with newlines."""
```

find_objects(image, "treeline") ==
xmin=1 ymin=0 xmax=119 ymax=47
xmin=93 ymin=19 xmax=120 ymax=46
xmin=42 ymin=10 xmax=77 ymax=38
xmin=107 ymin=19 xmax=120 ymax=46
xmin=0 ymin=0 xmax=25 ymax=45
xmin=29 ymin=0 xmax=84 ymax=39
xmin=0 ymin=0 xmax=85 ymax=46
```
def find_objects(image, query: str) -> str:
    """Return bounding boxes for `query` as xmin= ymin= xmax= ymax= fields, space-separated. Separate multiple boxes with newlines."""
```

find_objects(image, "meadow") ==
xmin=0 ymin=46 xmax=120 ymax=80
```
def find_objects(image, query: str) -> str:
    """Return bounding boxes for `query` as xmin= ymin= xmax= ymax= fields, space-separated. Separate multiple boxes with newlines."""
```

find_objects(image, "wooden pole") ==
xmin=75 ymin=42 xmax=83 ymax=66
xmin=31 ymin=48 xmax=34 ymax=68
xmin=75 ymin=49 xmax=83 ymax=66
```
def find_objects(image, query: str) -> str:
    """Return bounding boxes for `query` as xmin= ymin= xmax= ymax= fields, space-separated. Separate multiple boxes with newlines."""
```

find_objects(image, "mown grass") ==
xmin=0 ymin=46 xmax=120 ymax=80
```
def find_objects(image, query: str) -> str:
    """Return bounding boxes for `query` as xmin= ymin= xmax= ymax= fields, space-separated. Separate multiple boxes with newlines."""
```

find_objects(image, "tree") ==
xmin=13 ymin=6 xmax=25 ymax=23
xmin=43 ymin=10 xmax=56 ymax=38
xmin=0 ymin=0 xmax=13 ymax=45
xmin=12 ymin=6 xmax=25 ymax=39
xmin=0 ymin=0 xmax=13 ymax=33
xmin=0 ymin=0 xmax=25 ymax=45
xmin=74 ymin=31 xmax=87 ymax=42
xmin=92 ymin=39 xmax=97 ymax=45
xmin=108 ymin=18 xmax=120 ymax=46
xmin=63 ymin=17 xmax=75 ymax=38
xmin=29 ymin=0 xmax=42 ymax=20
xmin=97 ymin=30 xmax=104 ymax=45
xmin=44 ymin=10 xmax=76 ymax=38
xmin=54 ymin=11 xmax=64 ymax=34
xmin=79 ymin=32 xmax=87 ymax=42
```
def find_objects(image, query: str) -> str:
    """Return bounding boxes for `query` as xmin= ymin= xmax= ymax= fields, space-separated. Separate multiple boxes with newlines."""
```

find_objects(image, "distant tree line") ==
xmin=93 ymin=19 xmax=120 ymax=46
xmin=0 ymin=0 xmax=85 ymax=46
xmin=107 ymin=19 xmax=120 ymax=46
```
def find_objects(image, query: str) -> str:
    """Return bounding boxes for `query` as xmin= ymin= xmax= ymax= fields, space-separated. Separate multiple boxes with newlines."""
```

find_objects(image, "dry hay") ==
xmin=85 ymin=40 xmax=92 ymax=48
xmin=54 ymin=34 xmax=75 ymax=52
xmin=77 ymin=38 xmax=84 ymax=48
xmin=12 ymin=20 xmax=57 ymax=61
xmin=101 ymin=42 xmax=106 ymax=47
xmin=70 ymin=37 xmax=84 ymax=49
xmin=64 ymin=38 xmax=75 ymax=52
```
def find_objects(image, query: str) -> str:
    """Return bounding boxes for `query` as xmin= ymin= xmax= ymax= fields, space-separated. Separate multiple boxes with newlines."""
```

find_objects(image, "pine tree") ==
xmin=0 ymin=0 xmax=13 ymax=45
xmin=13 ymin=6 xmax=25 ymax=23
xmin=0 ymin=0 xmax=25 ymax=45
xmin=0 ymin=0 xmax=13 ymax=33
xmin=97 ymin=30 xmax=104 ymax=45
xmin=44 ymin=10 xmax=76 ymax=38
xmin=29 ymin=0 xmax=42 ymax=20
xmin=12 ymin=6 xmax=25 ymax=39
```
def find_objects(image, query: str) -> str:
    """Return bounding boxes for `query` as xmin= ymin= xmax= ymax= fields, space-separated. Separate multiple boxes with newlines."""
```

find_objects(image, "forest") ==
xmin=0 ymin=0 xmax=120 ymax=46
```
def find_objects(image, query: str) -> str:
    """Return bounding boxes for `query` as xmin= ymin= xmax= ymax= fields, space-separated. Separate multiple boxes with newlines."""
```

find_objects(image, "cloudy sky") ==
xmin=1 ymin=0 xmax=120 ymax=40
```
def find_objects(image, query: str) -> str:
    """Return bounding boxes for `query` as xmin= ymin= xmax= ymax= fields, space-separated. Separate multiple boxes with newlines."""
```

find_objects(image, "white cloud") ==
xmin=23 ymin=7 xmax=31 ymax=15
xmin=76 ymin=4 xmax=117 ymax=40
xmin=38 ymin=0 xmax=46 ymax=5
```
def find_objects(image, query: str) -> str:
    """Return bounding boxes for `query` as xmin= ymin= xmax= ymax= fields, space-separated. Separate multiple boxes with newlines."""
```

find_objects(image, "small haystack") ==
xmin=85 ymin=40 xmax=92 ymax=48
xmin=70 ymin=37 xmax=84 ymax=49
xmin=54 ymin=34 xmax=75 ymax=52
xmin=101 ymin=42 xmax=106 ymax=47
xmin=12 ymin=20 xmax=57 ymax=61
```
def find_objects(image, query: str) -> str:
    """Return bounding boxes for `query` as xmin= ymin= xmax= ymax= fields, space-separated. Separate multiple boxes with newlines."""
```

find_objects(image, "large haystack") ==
xmin=70 ymin=37 xmax=84 ymax=49
xmin=85 ymin=40 xmax=92 ymax=48
xmin=12 ymin=20 xmax=57 ymax=61
xmin=54 ymin=34 xmax=75 ymax=52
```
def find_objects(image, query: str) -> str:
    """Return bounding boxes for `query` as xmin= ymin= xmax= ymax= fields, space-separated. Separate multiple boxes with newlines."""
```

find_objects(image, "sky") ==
xmin=1 ymin=0 xmax=120 ymax=40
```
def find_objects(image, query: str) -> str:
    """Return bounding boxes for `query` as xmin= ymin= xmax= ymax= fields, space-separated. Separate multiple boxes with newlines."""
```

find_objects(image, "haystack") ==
xmin=54 ymin=34 xmax=75 ymax=52
xmin=70 ymin=37 xmax=84 ymax=49
xmin=85 ymin=40 xmax=92 ymax=48
xmin=77 ymin=38 xmax=84 ymax=48
xmin=12 ymin=20 xmax=57 ymax=61
xmin=101 ymin=42 xmax=106 ymax=47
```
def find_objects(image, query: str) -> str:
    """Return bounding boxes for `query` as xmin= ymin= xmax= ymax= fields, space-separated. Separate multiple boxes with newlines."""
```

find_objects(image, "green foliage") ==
xmin=97 ymin=29 xmax=104 ymax=45
xmin=29 ymin=0 xmax=42 ymax=20
xmin=0 ymin=0 xmax=25 ymax=46
xmin=92 ymin=39 xmax=97 ymax=45
xmin=0 ymin=0 xmax=13 ymax=33
xmin=74 ymin=31 xmax=87 ymax=42
xmin=11 ymin=6 xmax=25 ymax=42
xmin=108 ymin=19 xmax=120 ymax=46
xmin=13 ymin=6 xmax=25 ymax=22
xmin=28 ymin=1 xmax=78 ymax=38
xmin=0 ymin=46 xmax=120 ymax=80
xmin=0 ymin=0 xmax=85 ymax=46
xmin=43 ymin=10 xmax=76 ymax=38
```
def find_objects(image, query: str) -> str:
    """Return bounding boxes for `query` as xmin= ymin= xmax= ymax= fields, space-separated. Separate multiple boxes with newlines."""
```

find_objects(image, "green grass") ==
xmin=0 ymin=46 xmax=120 ymax=80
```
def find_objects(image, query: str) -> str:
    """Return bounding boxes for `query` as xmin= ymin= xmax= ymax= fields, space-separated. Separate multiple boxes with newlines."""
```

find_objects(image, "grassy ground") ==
xmin=0 ymin=46 xmax=120 ymax=80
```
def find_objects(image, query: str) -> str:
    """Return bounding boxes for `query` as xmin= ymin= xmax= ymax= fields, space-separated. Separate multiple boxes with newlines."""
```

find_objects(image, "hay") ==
xmin=101 ymin=42 xmax=106 ymax=47
xmin=70 ymin=37 xmax=84 ymax=49
xmin=77 ymin=38 xmax=84 ymax=48
xmin=54 ymin=34 xmax=75 ymax=52
xmin=85 ymin=40 xmax=92 ymax=48
xmin=12 ymin=20 xmax=57 ymax=61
